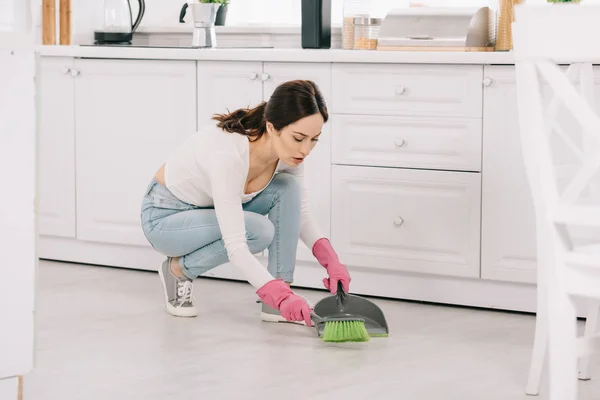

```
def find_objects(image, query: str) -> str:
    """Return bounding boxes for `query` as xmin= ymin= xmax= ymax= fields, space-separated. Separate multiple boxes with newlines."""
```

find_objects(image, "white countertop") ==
xmin=36 ymin=45 xmax=516 ymax=64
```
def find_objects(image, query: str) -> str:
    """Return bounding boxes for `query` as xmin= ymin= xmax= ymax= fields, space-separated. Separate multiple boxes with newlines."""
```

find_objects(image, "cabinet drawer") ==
xmin=331 ymin=64 xmax=483 ymax=118
xmin=331 ymin=165 xmax=481 ymax=278
xmin=332 ymin=115 xmax=482 ymax=172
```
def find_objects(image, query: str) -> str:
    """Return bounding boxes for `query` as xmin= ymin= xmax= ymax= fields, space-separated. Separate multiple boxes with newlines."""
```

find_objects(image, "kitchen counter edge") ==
xmin=35 ymin=45 xmax=517 ymax=65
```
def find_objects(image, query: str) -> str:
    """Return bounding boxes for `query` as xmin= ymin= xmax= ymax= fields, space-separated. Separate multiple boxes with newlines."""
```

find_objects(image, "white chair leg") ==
xmin=526 ymin=315 xmax=547 ymax=395
xmin=526 ymin=289 xmax=548 ymax=395
xmin=548 ymin=289 xmax=578 ymax=400
xmin=526 ymin=226 xmax=551 ymax=396
xmin=578 ymin=300 xmax=600 ymax=380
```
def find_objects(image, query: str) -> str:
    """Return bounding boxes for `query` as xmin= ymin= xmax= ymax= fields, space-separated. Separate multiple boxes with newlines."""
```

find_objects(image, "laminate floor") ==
xmin=23 ymin=260 xmax=600 ymax=400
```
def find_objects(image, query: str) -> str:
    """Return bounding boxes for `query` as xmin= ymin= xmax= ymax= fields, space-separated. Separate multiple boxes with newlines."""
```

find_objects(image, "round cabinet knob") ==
xmin=483 ymin=77 xmax=494 ymax=87
xmin=248 ymin=72 xmax=258 ymax=80
xmin=261 ymin=73 xmax=270 ymax=82
xmin=70 ymin=69 xmax=80 ymax=77
xmin=393 ymin=217 xmax=404 ymax=227
xmin=62 ymin=67 xmax=70 ymax=75
xmin=395 ymin=86 xmax=406 ymax=95
xmin=394 ymin=138 xmax=406 ymax=148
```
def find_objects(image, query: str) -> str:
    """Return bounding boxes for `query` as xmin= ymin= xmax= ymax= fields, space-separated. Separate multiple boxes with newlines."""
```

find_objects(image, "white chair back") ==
xmin=514 ymin=4 xmax=600 ymax=270
xmin=514 ymin=5 xmax=600 ymax=399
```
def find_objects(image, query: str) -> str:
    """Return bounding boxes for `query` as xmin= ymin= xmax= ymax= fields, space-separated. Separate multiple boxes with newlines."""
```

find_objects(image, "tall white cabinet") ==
xmin=1 ymin=49 xmax=36 ymax=398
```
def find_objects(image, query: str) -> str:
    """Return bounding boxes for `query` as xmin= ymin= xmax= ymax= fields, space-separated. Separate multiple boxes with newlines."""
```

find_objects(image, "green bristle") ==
xmin=321 ymin=320 xmax=370 ymax=343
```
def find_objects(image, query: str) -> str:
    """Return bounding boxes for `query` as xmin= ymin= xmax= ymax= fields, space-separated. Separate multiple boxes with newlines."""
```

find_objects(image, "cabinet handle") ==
xmin=395 ymin=86 xmax=406 ymax=95
xmin=248 ymin=72 xmax=258 ymax=80
xmin=393 ymin=217 xmax=404 ymax=227
xmin=70 ymin=69 xmax=80 ymax=77
xmin=394 ymin=138 xmax=406 ymax=148
xmin=62 ymin=67 xmax=70 ymax=75
xmin=261 ymin=73 xmax=270 ymax=82
xmin=483 ymin=77 xmax=493 ymax=87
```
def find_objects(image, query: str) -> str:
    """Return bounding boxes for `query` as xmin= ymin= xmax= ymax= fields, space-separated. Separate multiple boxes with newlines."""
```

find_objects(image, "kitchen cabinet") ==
xmin=331 ymin=163 xmax=481 ymax=279
xmin=331 ymin=114 xmax=482 ymax=172
xmin=196 ymin=61 xmax=263 ymax=125
xmin=74 ymin=59 xmax=197 ymax=246
xmin=262 ymin=62 xmax=332 ymax=262
xmin=40 ymin=52 xmax=579 ymax=312
xmin=480 ymin=66 xmax=538 ymax=284
xmin=37 ymin=56 xmax=77 ymax=238
xmin=331 ymin=63 xmax=483 ymax=118
xmin=196 ymin=61 xmax=332 ymax=272
xmin=37 ymin=57 xmax=197 ymax=247
xmin=481 ymin=65 xmax=600 ymax=284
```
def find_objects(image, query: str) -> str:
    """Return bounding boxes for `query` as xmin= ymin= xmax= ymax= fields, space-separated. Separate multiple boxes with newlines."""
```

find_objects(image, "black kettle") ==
xmin=95 ymin=0 xmax=146 ymax=45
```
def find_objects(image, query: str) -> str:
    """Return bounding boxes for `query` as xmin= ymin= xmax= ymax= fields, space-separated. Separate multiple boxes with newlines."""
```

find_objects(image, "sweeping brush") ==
xmin=311 ymin=313 xmax=370 ymax=343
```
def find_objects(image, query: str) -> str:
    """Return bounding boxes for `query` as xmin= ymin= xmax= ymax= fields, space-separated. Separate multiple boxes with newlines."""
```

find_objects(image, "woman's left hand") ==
xmin=312 ymin=238 xmax=351 ymax=294
xmin=322 ymin=261 xmax=351 ymax=294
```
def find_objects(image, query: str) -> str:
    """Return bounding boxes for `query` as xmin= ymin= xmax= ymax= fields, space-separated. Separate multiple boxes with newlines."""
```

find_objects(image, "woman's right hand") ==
xmin=256 ymin=279 xmax=313 ymax=326
xmin=279 ymin=293 xmax=312 ymax=326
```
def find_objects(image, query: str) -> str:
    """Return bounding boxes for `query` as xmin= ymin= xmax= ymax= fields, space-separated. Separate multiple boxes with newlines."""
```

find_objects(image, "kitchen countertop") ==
xmin=37 ymin=45 xmax=517 ymax=64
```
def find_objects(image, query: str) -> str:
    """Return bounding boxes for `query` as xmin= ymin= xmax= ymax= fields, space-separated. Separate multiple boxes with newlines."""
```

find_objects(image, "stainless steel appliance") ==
xmin=94 ymin=0 xmax=146 ymax=44
xmin=179 ymin=2 xmax=221 ymax=48
xmin=376 ymin=7 xmax=495 ymax=51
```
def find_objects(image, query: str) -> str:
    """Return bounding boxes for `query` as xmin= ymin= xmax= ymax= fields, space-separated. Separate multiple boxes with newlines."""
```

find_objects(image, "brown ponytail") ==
xmin=212 ymin=80 xmax=328 ymax=141
xmin=212 ymin=102 xmax=267 ymax=141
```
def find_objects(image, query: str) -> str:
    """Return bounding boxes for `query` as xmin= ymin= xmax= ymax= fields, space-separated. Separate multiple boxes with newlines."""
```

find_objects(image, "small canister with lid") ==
xmin=353 ymin=16 xmax=382 ymax=50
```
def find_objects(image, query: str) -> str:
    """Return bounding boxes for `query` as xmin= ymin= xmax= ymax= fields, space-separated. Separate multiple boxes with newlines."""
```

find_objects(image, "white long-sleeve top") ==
xmin=163 ymin=124 xmax=323 ymax=289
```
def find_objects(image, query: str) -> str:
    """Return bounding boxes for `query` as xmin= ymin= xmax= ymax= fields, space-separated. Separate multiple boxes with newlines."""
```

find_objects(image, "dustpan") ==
xmin=312 ymin=282 xmax=389 ymax=338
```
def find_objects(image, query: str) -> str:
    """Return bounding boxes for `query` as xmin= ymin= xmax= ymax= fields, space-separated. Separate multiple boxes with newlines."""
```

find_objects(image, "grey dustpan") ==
xmin=312 ymin=282 xmax=389 ymax=338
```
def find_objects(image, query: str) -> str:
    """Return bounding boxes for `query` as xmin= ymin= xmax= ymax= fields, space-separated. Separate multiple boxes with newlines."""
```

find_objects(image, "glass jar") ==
xmin=353 ymin=16 xmax=382 ymax=50
xmin=342 ymin=0 xmax=371 ymax=49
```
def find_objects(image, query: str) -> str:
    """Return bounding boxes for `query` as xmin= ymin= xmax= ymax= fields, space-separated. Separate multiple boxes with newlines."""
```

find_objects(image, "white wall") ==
xmin=1 ymin=0 xmax=508 ymax=32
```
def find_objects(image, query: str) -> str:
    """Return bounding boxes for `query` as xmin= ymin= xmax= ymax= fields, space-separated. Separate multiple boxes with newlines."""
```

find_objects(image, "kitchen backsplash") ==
xmin=17 ymin=0 xmax=505 ymax=45
xmin=26 ymin=0 xmax=406 ymax=40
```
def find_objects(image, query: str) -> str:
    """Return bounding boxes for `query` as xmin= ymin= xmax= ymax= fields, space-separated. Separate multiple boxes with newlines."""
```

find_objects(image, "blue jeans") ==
xmin=140 ymin=173 xmax=301 ymax=282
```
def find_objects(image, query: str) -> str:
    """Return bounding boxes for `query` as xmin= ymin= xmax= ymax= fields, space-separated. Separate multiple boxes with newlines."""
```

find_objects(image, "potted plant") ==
xmin=215 ymin=0 xmax=229 ymax=26
xmin=180 ymin=0 xmax=222 ymax=24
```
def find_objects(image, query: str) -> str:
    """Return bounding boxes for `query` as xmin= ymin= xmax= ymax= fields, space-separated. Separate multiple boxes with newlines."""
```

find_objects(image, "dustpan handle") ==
xmin=336 ymin=281 xmax=348 ymax=309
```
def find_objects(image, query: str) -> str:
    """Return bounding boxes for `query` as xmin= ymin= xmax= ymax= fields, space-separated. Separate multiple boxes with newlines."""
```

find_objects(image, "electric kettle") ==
xmin=94 ymin=0 xmax=146 ymax=44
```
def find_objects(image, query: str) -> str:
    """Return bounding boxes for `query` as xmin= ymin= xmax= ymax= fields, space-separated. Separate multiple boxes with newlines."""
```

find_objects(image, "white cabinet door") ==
xmin=481 ymin=65 xmax=600 ymax=284
xmin=481 ymin=66 xmax=537 ymax=283
xmin=263 ymin=62 xmax=332 ymax=262
xmin=36 ymin=56 xmax=77 ymax=238
xmin=74 ymin=59 xmax=197 ymax=246
xmin=196 ymin=61 xmax=263 ymax=126
xmin=331 ymin=165 xmax=481 ymax=278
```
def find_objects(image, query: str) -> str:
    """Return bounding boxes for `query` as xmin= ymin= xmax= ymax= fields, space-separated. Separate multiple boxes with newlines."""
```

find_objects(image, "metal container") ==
xmin=179 ymin=2 xmax=220 ymax=48
xmin=376 ymin=7 xmax=495 ymax=52
xmin=353 ymin=16 xmax=382 ymax=50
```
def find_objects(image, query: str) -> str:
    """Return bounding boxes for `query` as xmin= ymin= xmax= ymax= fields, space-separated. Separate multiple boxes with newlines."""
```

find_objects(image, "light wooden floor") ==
xmin=23 ymin=260 xmax=600 ymax=400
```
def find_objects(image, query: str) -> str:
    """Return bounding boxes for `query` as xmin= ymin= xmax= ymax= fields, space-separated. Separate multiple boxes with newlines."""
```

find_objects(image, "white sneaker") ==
xmin=259 ymin=296 xmax=314 ymax=325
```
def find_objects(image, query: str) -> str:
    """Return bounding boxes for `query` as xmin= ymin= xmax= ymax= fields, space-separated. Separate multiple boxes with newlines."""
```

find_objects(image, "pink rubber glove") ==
xmin=312 ymin=238 xmax=351 ymax=294
xmin=256 ymin=279 xmax=313 ymax=326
